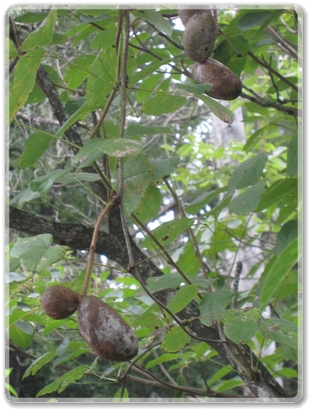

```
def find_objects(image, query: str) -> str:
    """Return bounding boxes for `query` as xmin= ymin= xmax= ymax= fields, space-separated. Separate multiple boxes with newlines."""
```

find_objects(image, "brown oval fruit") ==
xmin=192 ymin=59 xmax=242 ymax=100
xmin=178 ymin=8 xmax=212 ymax=27
xmin=41 ymin=285 xmax=80 ymax=319
xmin=77 ymin=295 xmax=138 ymax=362
xmin=183 ymin=12 xmax=217 ymax=63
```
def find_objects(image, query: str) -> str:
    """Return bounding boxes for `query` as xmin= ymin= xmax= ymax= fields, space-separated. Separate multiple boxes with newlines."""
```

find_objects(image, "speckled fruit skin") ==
xmin=183 ymin=12 xmax=217 ymax=63
xmin=178 ymin=8 xmax=212 ymax=27
xmin=77 ymin=295 xmax=138 ymax=362
xmin=192 ymin=59 xmax=242 ymax=100
xmin=41 ymin=285 xmax=80 ymax=319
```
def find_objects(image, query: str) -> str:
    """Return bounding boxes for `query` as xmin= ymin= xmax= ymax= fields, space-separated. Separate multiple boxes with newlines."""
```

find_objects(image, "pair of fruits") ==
xmin=179 ymin=8 xmax=242 ymax=101
xmin=41 ymin=285 xmax=138 ymax=362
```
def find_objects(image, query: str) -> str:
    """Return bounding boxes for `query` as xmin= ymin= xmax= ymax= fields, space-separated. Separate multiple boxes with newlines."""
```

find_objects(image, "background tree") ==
xmin=6 ymin=5 xmax=301 ymax=401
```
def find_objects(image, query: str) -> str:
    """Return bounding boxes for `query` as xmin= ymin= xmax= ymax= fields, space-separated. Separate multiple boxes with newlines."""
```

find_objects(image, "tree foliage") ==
xmin=6 ymin=5 xmax=302 ymax=402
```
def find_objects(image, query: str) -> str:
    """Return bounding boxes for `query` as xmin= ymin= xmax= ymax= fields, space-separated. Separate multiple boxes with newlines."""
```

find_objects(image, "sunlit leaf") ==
xmin=162 ymin=326 xmax=191 ymax=353
xmin=222 ymin=308 xmax=260 ymax=343
xmin=167 ymin=284 xmax=199 ymax=314
xmin=142 ymin=95 xmax=187 ymax=116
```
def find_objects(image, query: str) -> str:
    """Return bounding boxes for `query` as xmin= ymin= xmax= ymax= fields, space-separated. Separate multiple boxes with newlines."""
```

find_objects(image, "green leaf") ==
xmin=222 ymin=309 xmax=260 ymax=344
xmin=9 ymin=321 xmax=35 ymax=349
xmin=121 ymin=154 xmax=153 ymax=216
xmin=124 ymin=124 xmax=173 ymax=138
xmin=237 ymin=11 xmax=272 ymax=30
xmin=198 ymin=289 xmax=233 ymax=326
xmin=20 ymin=8 xmax=57 ymax=51
xmin=14 ymin=11 xmax=49 ymax=23
xmin=167 ymin=284 xmax=199 ymax=314
xmin=133 ymin=185 xmax=162 ymax=224
xmin=149 ymin=155 xmax=180 ymax=183
xmin=162 ymin=326 xmax=191 ymax=353
xmin=212 ymin=35 xmax=249 ymax=76
xmin=133 ymin=9 xmax=173 ymax=35
xmin=256 ymin=177 xmax=297 ymax=211
xmin=7 ymin=39 xmax=19 ymax=59
xmin=260 ymin=237 xmax=299 ymax=310
xmin=229 ymin=180 xmax=265 ymax=214
xmin=86 ymin=48 xmax=116 ymax=107
xmin=90 ymin=27 xmax=117 ymax=50
xmin=75 ymin=138 xmax=143 ymax=167
xmin=56 ymin=101 xmax=96 ymax=137
xmin=146 ymin=273 xmax=184 ymax=294
xmin=146 ymin=353 xmax=182 ymax=369
xmin=197 ymin=95 xmax=234 ymax=124
xmin=9 ymin=48 xmax=45 ymax=123
xmin=41 ymin=318 xmax=77 ymax=336
xmin=175 ymin=83 xmax=212 ymax=94
xmin=20 ymin=132 xmax=53 ymax=169
xmin=9 ymin=187 xmax=40 ymax=207
xmin=113 ymin=388 xmax=129 ymax=402
xmin=133 ymin=304 xmax=162 ymax=331
xmin=128 ymin=57 xmax=173 ymax=87
xmin=64 ymin=54 xmax=96 ymax=89
xmin=10 ymin=234 xmax=68 ymax=273
xmin=23 ymin=351 xmax=56 ymax=379
xmin=142 ymin=95 xmax=187 ymax=116
xmin=176 ymin=242 xmax=200 ymax=277
xmin=137 ymin=74 xmax=163 ymax=103
xmin=287 ymin=137 xmax=298 ymax=176
xmin=185 ymin=187 xmax=226 ymax=214
xmin=55 ymin=172 xmax=101 ymax=185
xmin=260 ymin=318 xmax=298 ymax=350
xmin=29 ymin=168 xmax=71 ymax=193
xmin=36 ymin=366 xmax=88 ymax=397
xmin=273 ymin=219 xmax=298 ymax=255
xmin=142 ymin=217 xmax=194 ymax=249
xmin=227 ymin=153 xmax=268 ymax=196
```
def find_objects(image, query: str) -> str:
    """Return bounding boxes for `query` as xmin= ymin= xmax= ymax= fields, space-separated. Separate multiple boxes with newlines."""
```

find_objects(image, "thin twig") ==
xmin=247 ymin=50 xmax=298 ymax=93
xmin=81 ymin=201 xmax=114 ymax=296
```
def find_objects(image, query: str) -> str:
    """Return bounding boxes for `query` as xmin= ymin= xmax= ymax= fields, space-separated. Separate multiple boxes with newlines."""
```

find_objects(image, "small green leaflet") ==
xmin=121 ymin=154 xmax=153 ymax=216
xmin=23 ymin=351 xmax=56 ymax=380
xmin=198 ymin=289 xmax=233 ymax=326
xmin=167 ymin=284 xmax=199 ymax=315
xmin=142 ymin=217 xmax=194 ymax=249
xmin=162 ymin=326 xmax=191 ymax=353
xmin=20 ymin=132 xmax=53 ymax=169
xmin=142 ymin=96 xmax=187 ymax=116
xmin=133 ymin=185 xmax=162 ymax=224
xmin=20 ymin=8 xmax=57 ymax=51
xmin=9 ymin=321 xmax=35 ymax=349
xmin=222 ymin=308 xmax=260 ymax=344
xmin=146 ymin=353 xmax=182 ymax=370
xmin=75 ymin=138 xmax=143 ymax=167
xmin=29 ymin=168 xmax=71 ymax=193
xmin=260 ymin=318 xmax=298 ymax=350
xmin=237 ymin=11 xmax=272 ymax=30
xmin=146 ymin=273 xmax=185 ymax=294
xmin=36 ymin=366 xmax=88 ymax=397
xmin=197 ymin=95 xmax=234 ymax=124
xmin=10 ymin=234 xmax=69 ymax=273
xmin=226 ymin=153 xmax=268 ymax=198
xmin=132 ymin=9 xmax=173 ymax=36
xmin=9 ymin=48 xmax=45 ymax=124
xmin=229 ymin=180 xmax=265 ymax=215
xmin=149 ymin=155 xmax=180 ymax=183
xmin=256 ymin=177 xmax=297 ymax=212
xmin=260 ymin=237 xmax=299 ymax=310
xmin=113 ymin=388 xmax=129 ymax=402
xmin=273 ymin=219 xmax=298 ymax=255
